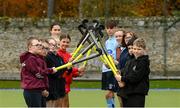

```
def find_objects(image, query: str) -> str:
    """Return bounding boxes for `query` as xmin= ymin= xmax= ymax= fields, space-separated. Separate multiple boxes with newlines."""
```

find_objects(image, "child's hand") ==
xmin=104 ymin=63 xmax=110 ymax=69
xmin=52 ymin=67 xmax=57 ymax=73
xmin=78 ymin=71 xmax=84 ymax=77
xmin=115 ymin=74 xmax=121 ymax=81
xmin=118 ymin=81 xmax=125 ymax=88
xmin=69 ymin=57 xmax=74 ymax=62
xmin=42 ymin=90 xmax=49 ymax=97
xmin=114 ymin=60 xmax=119 ymax=65
xmin=115 ymin=74 xmax=125 ymax=88
xmin=78 ymin=66 xmax=85 ymax=77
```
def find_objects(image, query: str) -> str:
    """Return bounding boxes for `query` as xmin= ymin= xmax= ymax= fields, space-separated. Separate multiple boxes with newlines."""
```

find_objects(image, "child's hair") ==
xmin=59 ymin=33 xmax=71 ymax=41
xmin=115 ymin=29 xmax=126 ymax=36
xmin=105 ymin=20 xmax=117 ymax=29
xmin=27 ymin=37 xmax=39 ymax=48
xmin=127 ymin=36 xmax=138 ymax=46
xmin=121 ymin=31 xmax=137 ymax=48
xmin=50 ymin=22 xmax=60 ymax=31
xmin=47 ymin=38 xmax=57 ymax=44
xmin=39 ymin=39 xmax=49 ymax=44
xmin=133 ymin=38 xmax=146 ymax=49
xmin=126 ymin=31 xmax=137 ymax=38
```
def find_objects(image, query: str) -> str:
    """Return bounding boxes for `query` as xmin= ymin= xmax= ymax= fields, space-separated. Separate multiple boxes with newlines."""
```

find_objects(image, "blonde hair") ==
xmin=27 ymin=37 xmax=39 ymax=49
xmin=47 ymin=38 xmax=57 ymax=44
xmin=133 ymin=38 xmax=146 ymax=49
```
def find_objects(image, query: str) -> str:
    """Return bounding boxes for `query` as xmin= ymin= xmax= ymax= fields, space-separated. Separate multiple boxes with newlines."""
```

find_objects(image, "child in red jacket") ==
xmin=57 ymin=33 xmax=85 ymax=107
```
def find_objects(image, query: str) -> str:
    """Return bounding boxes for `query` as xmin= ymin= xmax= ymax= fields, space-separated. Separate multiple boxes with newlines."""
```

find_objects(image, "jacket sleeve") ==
xmin=72 ymin=67 xmax=79 ymax=77
xmin=26 ymin=57 xmax=53 ymax=77
xmin=121 ymin=60 xmax=149 ymax=84
xmin=45 ymin=55 xmax=65 ymax=78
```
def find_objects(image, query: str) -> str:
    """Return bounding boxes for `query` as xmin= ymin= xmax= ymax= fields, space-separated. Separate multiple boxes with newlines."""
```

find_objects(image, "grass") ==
xmin=0 ymin=79 xmax=180 ymax=89
xmin=0 ymin=89 xmax=180 ymax=107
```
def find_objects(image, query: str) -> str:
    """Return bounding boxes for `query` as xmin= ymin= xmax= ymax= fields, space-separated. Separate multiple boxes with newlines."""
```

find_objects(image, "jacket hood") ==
xmin=20 ymin=51 xmax=34 ymax=63
xmin=137 ymin=55 xmax=150 ymax=66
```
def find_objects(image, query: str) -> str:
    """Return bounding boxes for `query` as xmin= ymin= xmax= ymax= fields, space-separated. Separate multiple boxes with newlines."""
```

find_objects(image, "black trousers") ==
xmin=23 ymin=89 xmax=46 ymax=107
xmin=122 ymin=94 xmax=145 ymax=107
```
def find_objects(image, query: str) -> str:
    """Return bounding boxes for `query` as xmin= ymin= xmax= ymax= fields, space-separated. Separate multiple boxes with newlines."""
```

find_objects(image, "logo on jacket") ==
xmin=35 ymin=73 xmax=44 ymax=79
xmin=107 ymin=49 xmax=113 ymax=55
xmin=21 ymin=63 xmax=26 ymax=67
xmin=133 ymin=65 xmax=136 ymax=71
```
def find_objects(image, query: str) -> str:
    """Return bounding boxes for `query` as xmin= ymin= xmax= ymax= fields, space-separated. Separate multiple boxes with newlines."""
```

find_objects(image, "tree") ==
xmin=47 ymin=0 xmax=54 ymax=18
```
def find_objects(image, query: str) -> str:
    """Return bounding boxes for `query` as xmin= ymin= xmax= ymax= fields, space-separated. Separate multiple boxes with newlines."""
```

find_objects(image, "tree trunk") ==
xmin=79 ymin=0 xmax=83 ymax=18
xmin=47 ymin=0 xmax=54 ymax=18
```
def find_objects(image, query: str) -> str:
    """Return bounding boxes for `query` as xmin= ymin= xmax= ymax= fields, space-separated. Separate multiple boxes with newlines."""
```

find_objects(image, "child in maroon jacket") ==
xmin=20 ymin=37 xmax=56 ymax=107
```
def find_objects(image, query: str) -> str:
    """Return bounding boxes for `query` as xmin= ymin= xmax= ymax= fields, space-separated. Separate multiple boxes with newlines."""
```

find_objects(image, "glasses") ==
xmin=42 ymin=46 xmax=50 ymax=51
xmin=49 ymin=43 xmax=56 ymax=47
xmin=32 ymin=44 xmax=42 ymax=47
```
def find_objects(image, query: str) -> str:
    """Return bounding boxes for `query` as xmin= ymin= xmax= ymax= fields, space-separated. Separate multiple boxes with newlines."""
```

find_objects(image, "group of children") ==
xmin=20 ymin=23 xmax=85 ymax=107
xmin=102 ymin=20 xmax=150 ymax=108
xmin=20 ymin=20 xmax=150 ymax=108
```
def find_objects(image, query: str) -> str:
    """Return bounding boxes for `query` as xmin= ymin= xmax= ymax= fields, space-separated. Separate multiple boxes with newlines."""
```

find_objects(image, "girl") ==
xmin=45 ymin=38 xmax=66 ymax=107
xmin=57 ymin=33 xmax=85 ymax=107
xmin=118 ymin=31 xmax=137 ymax=70
xmin=50 ymin=22 xmax=61 ymax=43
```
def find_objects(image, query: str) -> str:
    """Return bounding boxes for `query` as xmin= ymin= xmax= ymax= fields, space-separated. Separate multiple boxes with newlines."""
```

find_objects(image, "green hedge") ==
xmin=0 ymin=80 xmax=180 ymax=89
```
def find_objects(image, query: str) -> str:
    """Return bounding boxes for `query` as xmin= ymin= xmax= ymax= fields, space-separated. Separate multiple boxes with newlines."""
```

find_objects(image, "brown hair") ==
xmin=133 ymin=38 xmax=146 ymax=49
xmin=126 ymin=31 xmax=137 ymax=38
xmin=127 ymin=36 xmax=138 ymax=46
xmin=39 ymin=39 xmax=49 ymax=46
xmin=121 ymin=31 xmax=137 ymax=48
xmin=105 ymin=20 xmax=118 ymax=29
xmin=50 ymin=22 xmax=61 ymax=31
xmin=59 ymin=33 xmax=71 ymax=41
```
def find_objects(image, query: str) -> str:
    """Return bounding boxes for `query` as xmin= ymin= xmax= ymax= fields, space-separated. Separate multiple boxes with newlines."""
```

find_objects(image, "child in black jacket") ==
xmin=44 ymin=38 xmax=66 ymax=107
xmin=115 ymin=38 xmax=150 ymax=107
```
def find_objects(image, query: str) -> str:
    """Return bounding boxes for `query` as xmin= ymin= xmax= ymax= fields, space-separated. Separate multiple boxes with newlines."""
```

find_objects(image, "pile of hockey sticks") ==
xmin=55 ymin=19 xmax=118 ymax=75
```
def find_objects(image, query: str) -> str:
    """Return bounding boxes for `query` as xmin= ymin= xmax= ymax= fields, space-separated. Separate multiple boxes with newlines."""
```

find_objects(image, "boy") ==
xmin=116 ymin=36 xmax=137 ymax=107
xmin=102 ymin=20 xmax=118 ymax=108
xmin=20 ymin=37 xmax=56 ymax=107
xmin=115 ymin=38 xmax=150 ymax=107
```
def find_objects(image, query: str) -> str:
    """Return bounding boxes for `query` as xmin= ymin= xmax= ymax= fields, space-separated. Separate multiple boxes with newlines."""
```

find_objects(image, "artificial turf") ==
xmin=0 ymin=89 xmax=179 ymax=107
xmin=0 ymin=79 xmax=180 ymax=89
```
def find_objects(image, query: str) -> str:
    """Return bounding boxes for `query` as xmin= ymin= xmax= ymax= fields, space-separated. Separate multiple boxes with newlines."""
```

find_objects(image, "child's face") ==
xmin=39 ymin=43 xmax=49 ymax=57
xmin=48 ymin=39 xmax=57 ymax=52
xmin=133 ymin=45 xmax=145 ymax=58
xmin=50 ymin=25 xmax=61 ymax=36
xmin=30 ymin=40 xmax=42 ymax=54
xmin=114 ymin=31 xmax=123 ymax=44
xmin=128 ymin=45 xmax=133 ymax=55
xmin=125 ymin=33 xmax=133 ymax=44
xmin=105 ymin=27 xmax=117 ymax=37
xmin=59 ymin=38 xmax=70 ymax=51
